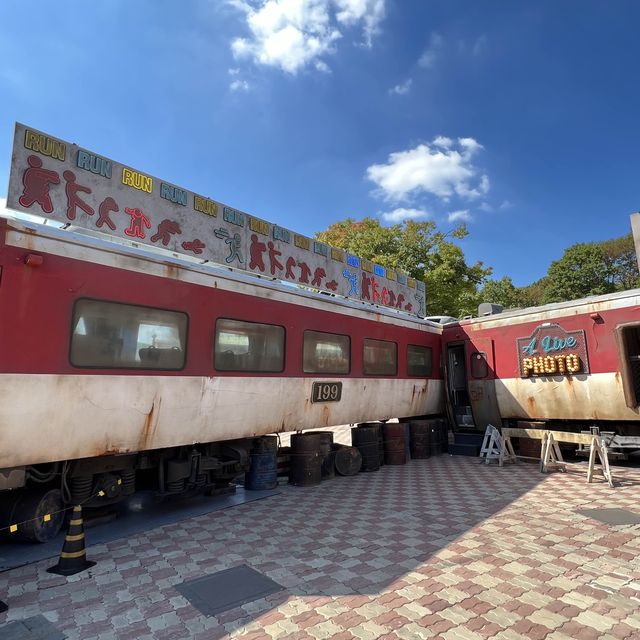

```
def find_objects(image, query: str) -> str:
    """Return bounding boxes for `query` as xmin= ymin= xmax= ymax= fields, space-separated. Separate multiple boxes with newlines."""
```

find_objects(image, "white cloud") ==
xmin=499 ymin=199 xmax=513 ymax=209
xmin=479 ymin=202 xmax=493 ymax=212
xmin=366 ymin=136 xmax=489 ymax=202
xmin=380 ymin=207 xmax=430 ymax=223
xmin=230 ymin=79 xmax=251 ymax=91
xmin=389 ymin=78 xmax=412 ymax=95
xmin=472 ymin=34 xmax=487 ymax=57
xmin=230 ymin=0 xmax=386 ymax=74
xmin=448 ymin=209 xmax=472 ymax=223
xmin=334 ymin=0 xmax=386 ymax=47
xmin=418 ymin=32 xmax=443 ymax=68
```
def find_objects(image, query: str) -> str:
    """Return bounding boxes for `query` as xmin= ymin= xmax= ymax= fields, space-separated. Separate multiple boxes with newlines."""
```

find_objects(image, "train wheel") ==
xmin=10 ymin=489 xmax=65 ymax=543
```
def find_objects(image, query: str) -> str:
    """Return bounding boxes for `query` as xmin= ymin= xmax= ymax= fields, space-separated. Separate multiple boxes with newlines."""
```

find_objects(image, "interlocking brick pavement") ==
xmin=1 ymin=438 xmax=640 ymax=639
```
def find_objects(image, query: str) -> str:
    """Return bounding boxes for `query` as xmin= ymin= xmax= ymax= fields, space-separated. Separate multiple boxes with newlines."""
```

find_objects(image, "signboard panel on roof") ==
xmin=6 ymin=123 xmax=425 ymax=316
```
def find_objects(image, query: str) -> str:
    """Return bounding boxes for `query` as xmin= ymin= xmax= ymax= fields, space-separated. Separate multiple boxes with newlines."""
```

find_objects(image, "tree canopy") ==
xmin=316 ymin=217 xmax=491 ymax=317
xmin=315 ymin=218 xmax=639 ymax=318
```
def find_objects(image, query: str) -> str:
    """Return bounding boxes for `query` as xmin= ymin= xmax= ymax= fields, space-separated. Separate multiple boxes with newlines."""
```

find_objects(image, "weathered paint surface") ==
xmin=495 ymin=372 xmax=639 ymax=421
xmin=0 ymin=375 xmax=443 ymax=467
xmin=443 ymin=288 xmax=640 ymax=426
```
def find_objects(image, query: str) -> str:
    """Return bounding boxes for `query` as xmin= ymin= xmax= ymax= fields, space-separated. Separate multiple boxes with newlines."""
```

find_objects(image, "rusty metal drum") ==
xmin=351 ymin=424 xmax=380 ymax=472
xmin=333 ymin=445 xmax=362 ymax=476
xmin=382 ymin=423 xmax=407 ymax=465
xmin=409 ymin=420 xmax=431 ymax=459
xmin=306 ymin=431 xmax=335 ymax=480
xmin=289 ymin=433 xmax=323 ymax=486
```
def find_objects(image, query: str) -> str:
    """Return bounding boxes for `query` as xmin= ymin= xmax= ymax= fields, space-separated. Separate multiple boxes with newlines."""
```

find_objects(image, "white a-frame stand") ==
xmin=479 ymin=424 xmax=516 ymax=466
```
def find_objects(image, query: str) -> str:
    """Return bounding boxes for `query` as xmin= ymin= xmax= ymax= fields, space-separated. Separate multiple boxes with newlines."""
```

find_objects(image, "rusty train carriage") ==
xmin=0 ymin=215 xmax=444 ymax=541
xmin=440 ymin=290 xmax=640 ymax=434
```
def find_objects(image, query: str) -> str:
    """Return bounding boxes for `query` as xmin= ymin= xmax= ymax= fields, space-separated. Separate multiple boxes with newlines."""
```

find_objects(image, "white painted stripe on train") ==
xmin=0 ymin=375 xmax=444 ymax=467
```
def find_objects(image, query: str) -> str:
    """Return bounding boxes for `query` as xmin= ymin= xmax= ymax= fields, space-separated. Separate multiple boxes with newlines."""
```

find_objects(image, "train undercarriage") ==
xmin=0 ymin=439 xmax=252 ymax=543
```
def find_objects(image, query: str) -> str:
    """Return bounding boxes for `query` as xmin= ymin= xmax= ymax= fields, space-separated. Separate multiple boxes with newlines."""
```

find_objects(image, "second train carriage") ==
xmin=440 ymin=289 xmax=640 ymax=435
xmin=0 ymin=215 xmax=444 ymax=541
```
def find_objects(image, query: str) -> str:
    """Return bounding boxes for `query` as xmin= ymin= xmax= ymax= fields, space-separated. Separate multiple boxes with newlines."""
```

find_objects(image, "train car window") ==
xmin=303 ymin=330 xmax=350 ymax=374
xmin=407 ymin=344 xmax=433 ymax=376
xmin=618 ymin=325 xmax=640 ymax=406
xmin=363 ymin=338 xmax=397 ymax=375
xmin=70 ymin=299 xmax=187 ymax=369
xmin=470 ymin=351 xmax=488 ymax=379
xmin=215 ymin=319 xmax=285 ymax=372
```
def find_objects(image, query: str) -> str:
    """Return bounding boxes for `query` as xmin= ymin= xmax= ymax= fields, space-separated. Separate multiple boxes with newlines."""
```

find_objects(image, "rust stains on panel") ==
xmin=163 ymin=263 xmax=179 ymax=280
xmin=139 ymin=396 xmax=161 ymax=450
xmin=526 ymin=396 xmax=536 ymax=413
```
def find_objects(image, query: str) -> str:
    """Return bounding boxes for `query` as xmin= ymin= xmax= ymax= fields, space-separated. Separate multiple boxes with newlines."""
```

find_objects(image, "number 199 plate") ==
xmin=311 ymin=381 xmax=343 ymax=403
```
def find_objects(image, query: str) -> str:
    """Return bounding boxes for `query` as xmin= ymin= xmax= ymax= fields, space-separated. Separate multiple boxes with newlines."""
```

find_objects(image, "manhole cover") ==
xmin=0 ymin=614 xmax=66 ymax=640
xmin=577 ymin=508 xmax=640 ymax=526
xmin=175 ymin=564 xmax=284 ymax=617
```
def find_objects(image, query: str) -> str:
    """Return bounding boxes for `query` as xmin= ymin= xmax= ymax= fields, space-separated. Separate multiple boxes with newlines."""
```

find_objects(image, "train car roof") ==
xmin=1 ymin=213 xmax=442 ymax=333
xmin=448 ymin=287 xmax=640 ymax=330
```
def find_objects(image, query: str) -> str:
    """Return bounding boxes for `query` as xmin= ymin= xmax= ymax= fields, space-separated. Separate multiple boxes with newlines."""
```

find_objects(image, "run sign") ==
xmin=7 ymin=124 xmax=425 ymax=316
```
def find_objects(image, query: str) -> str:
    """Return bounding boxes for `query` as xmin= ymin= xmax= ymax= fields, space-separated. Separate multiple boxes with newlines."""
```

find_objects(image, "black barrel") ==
xmin=334 ymin=445 xmax=362 ymax=476
xmin=252 ymin=435 xmax=278 ymax=453
xmin=289 ymin=433 xmax=323 ymax=486
xmin=409 ymin=420 xmax=431 ymax=459
xmin=382 ymin=423 xmax=407 ymax=465
xmin=306 ymin=431 xmax=335 ymax=480
xmin=245 ymin=436 xmax=278 ymax=490
xmin=377 ymin=423 xmax=385 ymax=466
xmin=351 ymin=424 xmax=381 ymax=472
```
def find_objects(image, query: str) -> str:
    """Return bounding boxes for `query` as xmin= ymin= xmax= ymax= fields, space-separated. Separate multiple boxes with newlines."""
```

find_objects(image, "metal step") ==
xmin=448 ymin=443 xmax=481 ymax=457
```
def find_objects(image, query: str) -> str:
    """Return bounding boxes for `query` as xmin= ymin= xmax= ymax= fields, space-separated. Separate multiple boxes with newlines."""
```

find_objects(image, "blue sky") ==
xmin=1 ymin=0 xmax=639 ymax=287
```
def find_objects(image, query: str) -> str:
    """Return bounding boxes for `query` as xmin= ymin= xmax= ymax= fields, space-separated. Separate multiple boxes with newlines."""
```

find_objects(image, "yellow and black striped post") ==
xmin=47 ymin=505 xmax=96 ymax=576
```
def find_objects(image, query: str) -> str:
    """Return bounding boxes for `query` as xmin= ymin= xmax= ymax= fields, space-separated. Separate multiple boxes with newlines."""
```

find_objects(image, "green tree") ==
xmin=478 ymin=276 xmax=524 ymax=309
xmin=316 ymin=217 xmax=491 ymax=316
xmin=600 ymin=233 xmax=640 ymax=291
xmin=543 ymin=242 xmax=614 ymax=304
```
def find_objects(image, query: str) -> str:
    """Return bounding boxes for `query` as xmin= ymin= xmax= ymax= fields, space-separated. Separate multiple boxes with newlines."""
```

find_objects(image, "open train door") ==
xmin=445 ymin=337 xmax=501 ymax=430
xmin=465 ymin=337 xmax=502 ymax=430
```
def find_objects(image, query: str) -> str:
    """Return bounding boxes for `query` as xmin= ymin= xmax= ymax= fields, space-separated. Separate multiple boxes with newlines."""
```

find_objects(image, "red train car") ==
xmin=440 ymin=290 xmax=640 ymax=434
xmin=0 ymin=215 xmax=443 ymax=540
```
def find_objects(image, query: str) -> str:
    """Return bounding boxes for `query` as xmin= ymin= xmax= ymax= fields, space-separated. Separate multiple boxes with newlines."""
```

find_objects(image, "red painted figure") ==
xmin=388 ymin=290 xmax=397 ymax=307
xmin=285 ymin=256 xmax=297 ymax=279
xmin=326 ymin=280 xmax=338 ymax=291
xmin=267 ymin=241 xmax=283 ymax=275
xmin=371 ymin=277 xmax=381 ymax=303
xmin=361 ymin=272 xmax=371 ymax=300
xmin=249 ymin=234 xmax=266 ymax=271
xmin=151 ymin=219 xmax=182 ymax=246
xmin=396 ymin=293 xmax=405 ymax=309
xmin=96 ymin=197 xmax=119 ymax=230
xmin=63 ymin=170 xmax=94 ymax=220
xmin=298 ymin=261 xmax=312 ymax=284
xmin=18 ymin=155 xmax=60 ymax=214
xmin=124 ymin=207 xmax=151 ymax=239
xmin=182 ymin=239 xmax=206 ymax=255
xmin=311 ymin=267 xmax=326 ymax=287
xmin=381 ymin=287 xmax=389 ymax=306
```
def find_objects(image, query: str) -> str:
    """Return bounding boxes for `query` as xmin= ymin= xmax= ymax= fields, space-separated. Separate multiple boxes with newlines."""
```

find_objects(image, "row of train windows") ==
xmin=70 ymin=299 xmax=433 ymax=376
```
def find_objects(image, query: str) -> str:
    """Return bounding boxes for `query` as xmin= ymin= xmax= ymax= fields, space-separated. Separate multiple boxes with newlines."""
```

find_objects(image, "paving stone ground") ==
xmin=1 ymin=428 xmax=639 ymax=640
